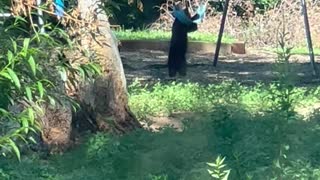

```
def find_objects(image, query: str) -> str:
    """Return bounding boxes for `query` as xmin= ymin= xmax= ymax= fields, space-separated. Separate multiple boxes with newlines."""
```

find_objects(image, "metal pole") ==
xmin=36 ymin=0 xmax=45 ymax=33
xmin=0 ymin=13 xmax=12 ymax=18
xmin=300 ymin=0 xmax=318 ymax=76
xmin=213 ymin=0 xmax=230 ymax=67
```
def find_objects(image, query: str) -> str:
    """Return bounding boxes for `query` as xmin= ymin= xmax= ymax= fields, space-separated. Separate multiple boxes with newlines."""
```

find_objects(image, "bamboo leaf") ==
xmin=25 ymin=86 xmax=32 ymax=101
xmin=15 ymin=16 xmax=28 ymax=23
xmin=222 ymin=170 xmax=230 ymax=180
xmin=0 ymin=71 xmax=12 ymax=80
xmin=7 ymin=50 xmax=14 ymax=63
xmin=7 ymin=68 xmax=21 ymax=89
xmin=78 ymin=67 xmax=85 ymax=79
xmin=211 ymin=174 xmax=219 ymax=178
xmin=15 ymin=134 xmax=27 ymax=143
xmin=28 ymin=56 xmax=36 ymax=76
xmin=21 ymin=117 xmax=29 ymax=134
xmin=48 ymin=96 xmax=56 ymax=107
xmin=59 ymin=67 xmax=67 ymax=82
xmin=88 ymin=63 xmax=102 ymax=75
xmin=37 ymin=81 xmax=44 ymax=98
xmin=207 ymin=163 xmax=216 ymax=167
xmin=8 ymin=139 xmax=20 ymax=161
xmin=0 ymin=108 xmax=9 ymax=115
xmin=23 ymin=38 xmax=30 ymax=52
xmin=28 ymin=108 xmax=35 ymax=125
xmin=28 ymin=136 xmax=37 ymax=144
xmin=11 ymin=38 xmax=17 ymax=53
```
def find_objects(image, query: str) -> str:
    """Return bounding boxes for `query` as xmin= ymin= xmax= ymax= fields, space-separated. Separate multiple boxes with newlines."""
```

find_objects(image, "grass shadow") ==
xmin=2 ymin=102 xmax=320 ymax=179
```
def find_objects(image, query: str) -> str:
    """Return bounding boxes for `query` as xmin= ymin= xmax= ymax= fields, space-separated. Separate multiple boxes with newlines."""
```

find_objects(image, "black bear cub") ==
xmin=168 ymin=4 xmax=199 ymax=77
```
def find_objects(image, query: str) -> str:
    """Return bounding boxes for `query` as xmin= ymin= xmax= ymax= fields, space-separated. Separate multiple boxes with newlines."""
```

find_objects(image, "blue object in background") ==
xmin=193 ymin=4 xmax=206 ymax=24
xmin=172 ymin=6 xmax=194 ymax=26
xmin=172 ymin=3 xmax=207 ymax=25
xmin=54 ymin=0 xmax=64 ymax=18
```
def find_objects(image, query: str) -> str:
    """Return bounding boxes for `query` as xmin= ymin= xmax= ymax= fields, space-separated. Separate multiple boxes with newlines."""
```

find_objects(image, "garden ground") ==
xmin=123 ymin=48 xmax=320 ymax=131
xmin=121 ymin=48 xmax=320 ymax=86
xmin=2 ymin=49 xmax=320 ymax=179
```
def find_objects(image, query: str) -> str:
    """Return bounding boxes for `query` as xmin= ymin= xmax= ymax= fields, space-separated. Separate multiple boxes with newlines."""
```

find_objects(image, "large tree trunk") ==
xmin=71 ymin=0 xmax=142 ymax=133
xmin=9 ymin=0 xmax=139 ymax=154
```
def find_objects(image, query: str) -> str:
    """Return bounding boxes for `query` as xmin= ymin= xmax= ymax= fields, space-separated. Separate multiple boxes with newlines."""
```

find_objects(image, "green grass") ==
xmin=265 ymin=47 xmax=320 ymax=55
xmin=129 ymin=80 xmax=320 ymax=120
xmin=1 ymin=81 xmax=320 ymax=179
xmin=113 ymin=30 xmax=236 ymax=44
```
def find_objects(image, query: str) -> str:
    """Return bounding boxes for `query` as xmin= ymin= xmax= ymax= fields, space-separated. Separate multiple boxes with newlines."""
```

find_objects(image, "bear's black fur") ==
xmin=168 ymin=8 xmax=199 ymax=77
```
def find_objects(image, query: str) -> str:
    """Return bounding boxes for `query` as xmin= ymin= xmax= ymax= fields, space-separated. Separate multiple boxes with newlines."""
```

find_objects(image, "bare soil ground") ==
xmin=121 ymin=49 xmax=320 ymax=86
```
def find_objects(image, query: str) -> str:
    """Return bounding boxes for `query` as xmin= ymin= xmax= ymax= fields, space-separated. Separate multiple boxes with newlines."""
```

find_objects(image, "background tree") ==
xmin=70 ymin=0 xmax=142 ymax=134
xmin=0 ymin=0 xmax=142 ymax=155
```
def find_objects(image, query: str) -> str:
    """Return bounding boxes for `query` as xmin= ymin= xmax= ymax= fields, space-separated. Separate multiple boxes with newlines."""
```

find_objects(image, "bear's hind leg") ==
xmin=168 ymin=51 xmax=178 ymax=77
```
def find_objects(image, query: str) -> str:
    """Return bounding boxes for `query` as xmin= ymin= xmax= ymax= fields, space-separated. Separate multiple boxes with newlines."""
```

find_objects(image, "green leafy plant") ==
xmin=207 ymin=156 xmax=231 ymax=180
xmin=267 ymin=20 xmax=298 ymax=179
xmin=0 ymin=38 xmax=53 ymax=160
xmin=147 ymin=174 xmax=169 ymax=180
xmin=265 ymin=47 xmax=320 ymax=56
xmin=0 ymin=15 xmax=101 ymax=159
xmin=1 ymin=78 xmax=320 ymax=179
xmin=267 ymin=18 xmax=297 ymax=122
xmin=86 ymin=132 xmax=112 ymax=158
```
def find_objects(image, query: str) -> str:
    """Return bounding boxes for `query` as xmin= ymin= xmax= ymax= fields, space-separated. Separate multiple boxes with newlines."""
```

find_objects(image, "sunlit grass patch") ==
xmin=128 ymin=80 xmax=320 ymax=120
xmin=113 ymin=30 xmax=236 ymax=44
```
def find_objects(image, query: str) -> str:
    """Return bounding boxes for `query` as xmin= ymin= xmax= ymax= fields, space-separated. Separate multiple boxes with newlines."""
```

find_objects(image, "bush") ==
xmin=0 ymin=15 xmax=101 ymax=159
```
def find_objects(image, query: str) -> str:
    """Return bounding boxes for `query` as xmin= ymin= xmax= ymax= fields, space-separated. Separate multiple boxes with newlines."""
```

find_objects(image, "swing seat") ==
xmin=172 ymin=3 xmax=207 ymax=26
xmin=54 ymin=0 xmax=65 ymax=18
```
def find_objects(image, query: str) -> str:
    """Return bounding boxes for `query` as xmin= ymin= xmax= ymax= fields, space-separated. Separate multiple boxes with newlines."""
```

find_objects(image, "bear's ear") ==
xmin=174 ymin=1 xmax=184 ymax=10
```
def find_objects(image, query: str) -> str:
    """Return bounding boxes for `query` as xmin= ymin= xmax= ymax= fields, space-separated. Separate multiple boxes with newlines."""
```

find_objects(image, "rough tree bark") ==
xmin=71 ymin=0 xmax=142 ymax=133
xmin=10 ymin=0 xmax=141 ymax=153
xmin=37 ymin=0 xmax=142 ymax=152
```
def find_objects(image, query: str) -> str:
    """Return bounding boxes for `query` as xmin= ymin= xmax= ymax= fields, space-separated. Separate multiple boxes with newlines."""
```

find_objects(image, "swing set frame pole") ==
xmin=0 ymin=1 xmax=44 ymax=33
xmin=0 ymin=13 xmax=11 ymax=18
xmin=36 ymin=0 xmax=45 ymax=33
xmin=300 ymin=0 xmax=318 ymax=76
xmin=213 ymin=0 xmax=230 ymax=67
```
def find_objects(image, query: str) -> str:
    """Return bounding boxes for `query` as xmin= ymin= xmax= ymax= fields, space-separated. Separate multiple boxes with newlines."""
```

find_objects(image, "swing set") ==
xmin=169 ymin=0 xmax=318 ymax=75
xmin=0 ymin=0 xmax=318 ymax=75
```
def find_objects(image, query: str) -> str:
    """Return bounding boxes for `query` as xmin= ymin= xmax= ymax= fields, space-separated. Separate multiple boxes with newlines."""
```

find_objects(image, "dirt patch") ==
xmin=121 ymin=49 xmax=320 ymax=86
xmin=142 ymin=116 xmax=184 ymax=132
xmin=141 ymin=112 xmax=210 ymax=132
